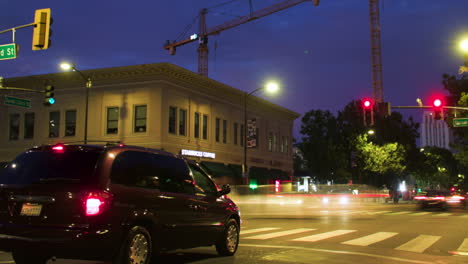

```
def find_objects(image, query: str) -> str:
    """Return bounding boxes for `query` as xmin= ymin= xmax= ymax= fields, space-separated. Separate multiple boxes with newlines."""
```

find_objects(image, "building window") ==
xmin=24 ymin=113 xmax=35 ymax=139
xmin=240 ymin=124 xmax=244 ymax=146
xmin=134 ymin=105 xmax=147 ymax=133
xmin=202 ymin=114 xmax=208 ymax=140
xmin=194 ymin=112 xmax=200 ymax=138
xmin=268 ymin=132 xmax=273 ymax=152
xmin=285 ymin=136 xmax=289 ymax=154
xmin=169 ymin=106 xmax=177 ymax=134
xmin=256 ymin=128 xmax=259 ymax=148
xmin=49 ymin=111 xmax=60 ymax=138
xmin=9 ymin=113 xmax=20 ymax=140
xmin=215 ymin=118 xmax=220 ymax=142
xmin=65 ymin=110 xmax=77 ymax=136
xmin=179 ymin=109 xmax=187 ymax=136
xmin=222 ymin=120 xmax=227 ymax=144
xmin=233 ymin=123 xmax=238 ymax=145
xmin=273 ymin=133 xmax=277 ymax=152
xmin=280 ymin=136 xmax=284 ymax=153
xmin=107 ymin=107 xmax=119 ymax=134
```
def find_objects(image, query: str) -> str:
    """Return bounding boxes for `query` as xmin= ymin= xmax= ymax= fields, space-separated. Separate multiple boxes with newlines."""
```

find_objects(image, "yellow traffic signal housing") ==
xmin=32 ymin=8 xmax=52 ymax=50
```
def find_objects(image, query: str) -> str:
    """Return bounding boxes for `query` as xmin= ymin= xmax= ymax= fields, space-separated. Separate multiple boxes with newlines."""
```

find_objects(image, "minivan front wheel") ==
xmin=115 ymin=226 xmax=152 ymax=264
xmin=12 ymin=250 xmax=50 ymax=264
xmin=215 ymin=218 xmax=239 ymax=256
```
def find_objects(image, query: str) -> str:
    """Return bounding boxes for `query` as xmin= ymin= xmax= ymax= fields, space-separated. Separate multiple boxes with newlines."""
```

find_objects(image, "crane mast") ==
xmin=164 ymin=0 xmax=320 ymax=77
xmin=369 ymin=0 xmax=384 ymax=103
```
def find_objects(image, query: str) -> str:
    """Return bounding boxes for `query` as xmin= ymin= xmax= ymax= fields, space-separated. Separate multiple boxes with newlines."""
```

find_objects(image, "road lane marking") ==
xmin=240 ymin=243 xmax=434 ymax=264
xmin=410 ymin=212 xmax=431 ymax=216
xmin=341 ymin=232 xmax=398 ymax=246
xmin=367 ymin=210 xmax=391 ymax=215
xmin=395 ymin=235 xmax=441 ymax=253
xmin=432 ymin=213 xmax=452 ymax=217
xmin=384 ymin=211 xmax=412 ymax=215
xmin=292 ymin=229 xmax=356 ymax=242
xmin=244 ymin=228 xmax=316 ymax=240
xmin=240 ymin=227 xmax=280 ymax=235
xmin=456 ymin=238 xmax=468 ymax=252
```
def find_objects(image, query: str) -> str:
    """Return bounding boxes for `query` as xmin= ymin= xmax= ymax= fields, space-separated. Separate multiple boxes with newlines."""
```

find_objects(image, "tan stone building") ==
xmin=0 ymin=63 xmax=299 ymax=184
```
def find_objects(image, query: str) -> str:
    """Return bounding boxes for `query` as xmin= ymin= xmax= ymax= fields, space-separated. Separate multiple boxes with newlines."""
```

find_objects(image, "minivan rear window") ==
xmin=0 ymin=150 xmax=101 ymax=185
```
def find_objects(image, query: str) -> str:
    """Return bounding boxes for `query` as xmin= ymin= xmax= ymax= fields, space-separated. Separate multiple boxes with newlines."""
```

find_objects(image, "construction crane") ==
xmin=368 ymin=0 xmax=384 ymax=103
xmin=164 ymin=0 xmax=320 ymax=77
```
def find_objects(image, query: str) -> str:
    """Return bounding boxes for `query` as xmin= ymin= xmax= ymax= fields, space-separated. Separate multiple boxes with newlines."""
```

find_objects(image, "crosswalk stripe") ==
xmin=457 ymin=238 xmax=468 ymax=252
xmin=432 ymin=213 xmax=452 ymax=217
xmin=395 ymin=235 xmax=441 ymax=253
xmin=241 ymin=228 xmax=280 ymax=235
xmin=244 ymin=228 xmax=316 ymax=240
xmin=410 ymin=212 xmax=431 ymax=216
xmin=292 ymin=230 xmax=356 ymax=242
xmin=342 ymin=232 xmax=398 ymax=246
xmin=385 ymin=211 xmax=411 ymax=215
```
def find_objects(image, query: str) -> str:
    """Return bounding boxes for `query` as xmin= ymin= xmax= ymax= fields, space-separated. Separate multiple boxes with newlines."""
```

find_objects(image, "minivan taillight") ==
xmin=83 ymin=191 xmax=112 ymax=216
xmin=86 ymin=198 xmax=103 ymax=216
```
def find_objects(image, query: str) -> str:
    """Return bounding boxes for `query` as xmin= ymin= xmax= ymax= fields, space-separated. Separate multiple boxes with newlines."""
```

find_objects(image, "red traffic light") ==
xmin=433 ymin=98 xmax=443 ymax=108
xmin=362 ymin=99 xmax=373 ymax=109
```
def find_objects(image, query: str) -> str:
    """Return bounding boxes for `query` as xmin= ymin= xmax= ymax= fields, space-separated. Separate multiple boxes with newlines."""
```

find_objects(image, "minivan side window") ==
xmin=189 ymin=163 xmax=218 ymax=197
xmin=110 ymin=151 xmax=193 ymax=194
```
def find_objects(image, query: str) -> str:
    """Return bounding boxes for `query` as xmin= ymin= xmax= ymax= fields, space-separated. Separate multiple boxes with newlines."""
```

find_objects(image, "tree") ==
xmin=354 ymin=134 xmax=406 ymax=186
xmin=299 ymin=110 xmax=350 ymax=183
xmin=414 ymin=147 xmax=459 ymax=189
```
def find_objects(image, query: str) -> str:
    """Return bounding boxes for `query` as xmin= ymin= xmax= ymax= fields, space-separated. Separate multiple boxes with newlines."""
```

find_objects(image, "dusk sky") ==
xmin=1 ymin=0 xmax=468 ymax=140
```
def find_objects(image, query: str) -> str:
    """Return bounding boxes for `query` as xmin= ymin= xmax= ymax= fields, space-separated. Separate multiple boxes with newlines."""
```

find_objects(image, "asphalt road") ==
xmin=1 ymin=197 xmax=468 ymax=264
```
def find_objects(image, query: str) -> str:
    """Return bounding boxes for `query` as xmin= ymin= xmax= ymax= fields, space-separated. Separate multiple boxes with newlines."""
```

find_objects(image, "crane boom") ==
xmin=164 ymin=0 xmax=320 ymax=76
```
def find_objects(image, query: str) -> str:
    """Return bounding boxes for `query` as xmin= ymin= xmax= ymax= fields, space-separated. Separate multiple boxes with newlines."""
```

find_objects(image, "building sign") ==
xmin=181 ymin=149 xmax=216 ymax=159
xmin=247 ymin=118 xmax=257 ymax=148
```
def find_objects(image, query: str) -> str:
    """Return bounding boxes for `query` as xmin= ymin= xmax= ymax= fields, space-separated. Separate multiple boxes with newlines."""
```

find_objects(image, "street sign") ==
xmin=453 ymin=118 xmax=468 ymax=127
xmin=3 ymin=96 xmax=31 ymax=108
xmin=0 ymin=43 xmax=17 ymax=60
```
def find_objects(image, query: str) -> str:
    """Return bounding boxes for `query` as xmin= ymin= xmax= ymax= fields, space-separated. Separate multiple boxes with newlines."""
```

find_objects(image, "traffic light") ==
xmin=32 ymin=8 xmax=52 ymax=50
xmin=362 ymin=98 xmax=374 ymax=126
xmin=44 ymin=85 xmax=55 ymax=106
xmin=432 ymin=97 xmax=444 ymax=120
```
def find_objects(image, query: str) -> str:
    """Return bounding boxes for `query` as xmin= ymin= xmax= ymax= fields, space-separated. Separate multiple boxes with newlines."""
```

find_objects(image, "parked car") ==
xmin=414 ymin=190 xmax=466 ymax=210
xmin=0 ymin=143 xmax=240 ymax=264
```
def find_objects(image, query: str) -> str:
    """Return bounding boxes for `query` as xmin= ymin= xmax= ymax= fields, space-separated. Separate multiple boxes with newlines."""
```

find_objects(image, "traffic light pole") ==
xmin=0 ymin=77 xmax=43 ymax=93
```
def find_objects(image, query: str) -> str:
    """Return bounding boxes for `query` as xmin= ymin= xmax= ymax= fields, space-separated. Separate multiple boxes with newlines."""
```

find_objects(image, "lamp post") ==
xmin=60 ymin=63 xmax=92 ymax=144
xmin=243 ymin=81 xmax=280 ymax=185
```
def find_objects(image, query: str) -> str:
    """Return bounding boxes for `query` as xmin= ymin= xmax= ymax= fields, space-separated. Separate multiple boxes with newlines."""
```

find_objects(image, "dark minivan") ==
xmin=0 ymin=144 xmax=240 ymax=264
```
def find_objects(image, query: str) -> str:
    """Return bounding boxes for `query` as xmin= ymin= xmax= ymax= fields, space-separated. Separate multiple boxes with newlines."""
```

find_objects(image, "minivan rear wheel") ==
xmin=114 ymin=226 xmax=152 ymax=264
xmin=215 ymin=218 xmax=239 ymax=256
xmin=11 ymin=250 xmax=50 ymax=264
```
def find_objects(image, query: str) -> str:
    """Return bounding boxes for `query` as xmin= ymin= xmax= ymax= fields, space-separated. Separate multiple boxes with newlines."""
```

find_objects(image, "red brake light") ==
xmin=86 ymin=198 xmax=103 ymax=216
xmin=414 ymin=196 xmax=427 ymax=200
xmin=84 ymin=191 xmax=112 ymax=216
xmin=52 ymin=144 xmax=64 ymax=153
xmin=433 ymin=196 xmax=446 ymax=200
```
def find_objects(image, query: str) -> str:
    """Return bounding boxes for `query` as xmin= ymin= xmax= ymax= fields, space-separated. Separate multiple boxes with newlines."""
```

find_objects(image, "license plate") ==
xmin=20 ymin=203 xmax=42 ymax=216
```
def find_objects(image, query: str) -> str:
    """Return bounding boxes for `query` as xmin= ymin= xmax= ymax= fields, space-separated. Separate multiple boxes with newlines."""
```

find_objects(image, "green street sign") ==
xmin=453 ymin=118 xmax=468 ymax=127
xmin=3 ymin=96 xmax=31 ymax=108
xmin=0 ymin=43 xmax=17 ymax=60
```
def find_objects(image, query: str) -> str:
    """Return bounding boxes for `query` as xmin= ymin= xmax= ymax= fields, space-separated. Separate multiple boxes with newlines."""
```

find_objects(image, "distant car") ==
xmin=0 ymin=143 xmax=240 ymax=264
xmin=414 ymin=190 xmax=466 ymax=210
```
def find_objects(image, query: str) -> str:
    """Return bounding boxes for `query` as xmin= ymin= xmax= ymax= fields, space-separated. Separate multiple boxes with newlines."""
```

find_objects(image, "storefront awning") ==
xmin=200 ymin=161 xmax=236 ymax=178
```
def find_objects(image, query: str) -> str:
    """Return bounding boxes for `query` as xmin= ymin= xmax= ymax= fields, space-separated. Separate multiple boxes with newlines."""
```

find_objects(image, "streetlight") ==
xmin=243 ymin=81 xmax=280 ymax=185
xmin=60 ymin=62 xmax=92 ymax=144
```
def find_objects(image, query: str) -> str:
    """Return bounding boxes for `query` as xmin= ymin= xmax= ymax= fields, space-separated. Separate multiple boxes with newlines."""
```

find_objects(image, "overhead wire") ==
xmin=175 ymin=14 xmax=200 ymax=42
xmin=207 ymin=0 xmax=241 ymax=11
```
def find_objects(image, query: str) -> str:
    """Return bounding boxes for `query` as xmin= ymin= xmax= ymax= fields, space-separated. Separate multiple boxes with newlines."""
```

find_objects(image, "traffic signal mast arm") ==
xmin=164 ymin=0 xmax=319 ymax=56
xmin=391 ymin=105 xmax=468 ymax=111
xmin=0 ymin=77 xmax=43 ymax=93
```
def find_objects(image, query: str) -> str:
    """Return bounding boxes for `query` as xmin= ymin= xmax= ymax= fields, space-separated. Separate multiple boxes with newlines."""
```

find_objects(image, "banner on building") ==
xmin=247 ymin=118 xmax=257 ymax=148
